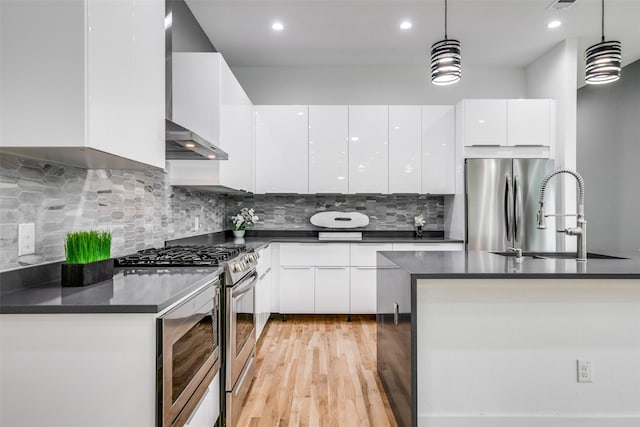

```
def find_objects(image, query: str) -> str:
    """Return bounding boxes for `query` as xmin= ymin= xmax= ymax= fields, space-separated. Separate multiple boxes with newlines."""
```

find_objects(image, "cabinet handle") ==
xmin=393 ymin=302 xmax=399 ymax=326
xmin=316 ymin=266 xmax=346 ymax=270
xmin=355 ymin=266 xmax=378 ymax=270
xmin=281 ymin=266 xmax=313 ymax=270
xmin=471 ymin=144 xmax=501 ymax=147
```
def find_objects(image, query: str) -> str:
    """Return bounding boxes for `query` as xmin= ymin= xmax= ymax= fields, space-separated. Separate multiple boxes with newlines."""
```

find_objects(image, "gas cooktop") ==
xmin=115 ymin=244 xmax=247 ymax=267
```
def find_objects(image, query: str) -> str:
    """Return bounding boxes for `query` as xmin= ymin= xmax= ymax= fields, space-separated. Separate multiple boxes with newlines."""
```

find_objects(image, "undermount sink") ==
xmin=490 ymin=251 xmax=628 ymax=260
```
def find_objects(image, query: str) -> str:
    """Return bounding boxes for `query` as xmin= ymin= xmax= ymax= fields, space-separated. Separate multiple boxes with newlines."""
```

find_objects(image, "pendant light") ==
xmin=430 ymin=0 xmax=461 ymax=85
xmin=585 ymin=0 xmax=622 ymax=85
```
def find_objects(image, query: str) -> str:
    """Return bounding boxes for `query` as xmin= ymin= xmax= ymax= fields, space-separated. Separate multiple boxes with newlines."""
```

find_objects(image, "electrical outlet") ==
xmin=18 ymin=223 xmax=35 ymax=256
xmin=577 ymin=360 xmax=593 ymax=383
xmin=194 ymin=216 xmax=200 ymax=232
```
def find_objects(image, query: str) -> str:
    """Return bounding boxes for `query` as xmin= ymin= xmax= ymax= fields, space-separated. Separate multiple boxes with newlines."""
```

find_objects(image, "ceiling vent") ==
xmin=547 ymin=0 xmax=577 ymax=10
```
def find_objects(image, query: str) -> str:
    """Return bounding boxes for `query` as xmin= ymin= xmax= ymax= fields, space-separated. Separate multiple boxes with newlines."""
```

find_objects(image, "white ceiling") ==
xmin=186 ymin=0 xmax=640 ymax=70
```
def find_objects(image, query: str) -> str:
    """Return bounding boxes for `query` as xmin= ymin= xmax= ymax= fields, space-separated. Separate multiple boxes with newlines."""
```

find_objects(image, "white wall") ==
xmin=232 ymin=66 xmax=526 ymax=105
xmin=525 ymin=39 xmax=578 ymax=251
xmin=577 ymin=59 xmax=640 ymax=253
xmin=416 ymin=279 xmax=640 ymax=427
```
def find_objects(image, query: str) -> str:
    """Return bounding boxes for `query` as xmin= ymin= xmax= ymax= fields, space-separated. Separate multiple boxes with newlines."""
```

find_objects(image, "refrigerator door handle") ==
xmin=504 ymin=176 xmax=513 ymax=242
xmin=514 ymin=174 xmax=523 ymax=243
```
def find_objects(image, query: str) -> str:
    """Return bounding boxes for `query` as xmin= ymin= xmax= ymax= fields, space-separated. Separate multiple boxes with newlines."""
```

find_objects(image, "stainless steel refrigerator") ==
xmin=466 ymin=158 xmax=557 ymax=252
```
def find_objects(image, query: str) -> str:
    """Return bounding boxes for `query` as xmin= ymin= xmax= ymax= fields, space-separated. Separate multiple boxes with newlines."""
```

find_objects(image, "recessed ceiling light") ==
xmin=400 ymin=21 xmax=412 ymax=30
xmin=208 ymin=154 xmax=216 ymax=159
xmin=547 ymin=20 xmax=562 ymax=29
xmin=185 ymin=142 xmax=195 ymax=148
xmin=272 ymin=22 xmax=284 ymax=31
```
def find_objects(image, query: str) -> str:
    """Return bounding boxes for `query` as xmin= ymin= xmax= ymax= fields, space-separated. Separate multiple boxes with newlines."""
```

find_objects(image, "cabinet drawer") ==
xmin=279 ymin=243 xmax=349 ymax=266
xmin=350 ymin=243 xmax=393 ymax=266
xmin=350 ymin=267 xmax=377 ymax=314
xmin=256 ymin=244 xmax=271 ymax=276
xmin=391 ymin=243 xmax=463 ymax=251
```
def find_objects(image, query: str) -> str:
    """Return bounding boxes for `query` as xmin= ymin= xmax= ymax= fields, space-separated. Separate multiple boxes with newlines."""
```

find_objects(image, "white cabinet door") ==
xmin=183 ymin=372 xmax=220 ymax=427
xmin=461 ymin=100 xmax=507 ymax=147
xmin=219 ymin=59 xmax=254 ymax=192
xmin=348 ymin=106 xmax=389 ymax=193
xmin=391 ymin=243 xmax=464 ymax=251
xmin=350 ymin=243 xmax=393 ymax=267
xmin=350 ymin=267 xmax=377 ymax=314
xmin=256 ymin=269 xmax=272 ymax=339
xmin=507 ymin=99 xmax=553 ymax=147
xmin=389 ymin=106 xmax=422 ymax=193
xmin=422 ymin=105 xmax=456 ymax=194
xmin=255 ymin=106 xmax=309 ymax=193
xmin=279 ymin=267 xmax=314 ymax=313
xmin=309 ymin=106 xmax=349 ymax=193
xmin=87 ymin=0 xmax=165 ymax=169
xmin=315 ymin=267 xmax=350 ymax=314
xmin=172 ymin=53 xmax=221 ymax=145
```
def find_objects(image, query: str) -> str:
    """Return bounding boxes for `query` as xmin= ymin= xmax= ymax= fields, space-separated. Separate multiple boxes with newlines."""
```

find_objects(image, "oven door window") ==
xmin=172 ymin=312 xmax=215 ymax=402
xmin=234 ymin=288 xmax=255 ymax=358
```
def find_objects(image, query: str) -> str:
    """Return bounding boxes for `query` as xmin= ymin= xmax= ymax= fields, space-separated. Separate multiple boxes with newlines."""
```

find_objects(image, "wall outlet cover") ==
xmin=577 ymin=359 xmax=593 ymax=383
xmin=18 ymin=223 xmax=36 ymax=256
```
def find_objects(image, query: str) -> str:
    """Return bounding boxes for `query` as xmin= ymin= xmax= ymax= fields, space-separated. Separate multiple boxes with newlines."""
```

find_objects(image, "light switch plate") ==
xmin=18 ymin=223 xmax=35 ymax=256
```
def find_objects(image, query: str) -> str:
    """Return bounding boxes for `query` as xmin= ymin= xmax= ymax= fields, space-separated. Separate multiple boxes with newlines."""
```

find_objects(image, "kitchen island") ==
xmin=376 ymin=250 xmax=640 ymax=427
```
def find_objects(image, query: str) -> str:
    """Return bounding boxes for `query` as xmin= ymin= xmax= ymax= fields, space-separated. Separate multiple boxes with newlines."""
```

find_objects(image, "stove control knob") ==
xmin=233 ymin=263 xmax=241 ymax=273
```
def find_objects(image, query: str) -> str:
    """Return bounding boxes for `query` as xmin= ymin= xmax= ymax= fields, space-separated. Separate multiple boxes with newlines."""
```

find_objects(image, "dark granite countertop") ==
xmin=0 ymin=266 xmax=223 ymax=314
xmin=378 ymin=250 xmax=640 ymax=279
xmin=167 ymin=230 xmax=464 ymax=248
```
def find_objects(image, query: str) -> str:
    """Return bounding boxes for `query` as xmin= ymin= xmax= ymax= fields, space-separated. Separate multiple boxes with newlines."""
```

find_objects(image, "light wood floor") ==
xmin=236 ymin=315 xmax=398 ymax=427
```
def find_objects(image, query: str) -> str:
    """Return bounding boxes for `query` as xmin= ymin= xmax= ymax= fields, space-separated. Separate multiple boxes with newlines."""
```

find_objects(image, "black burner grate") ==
xmin=115 ymin=245 xmax=246 ymax=267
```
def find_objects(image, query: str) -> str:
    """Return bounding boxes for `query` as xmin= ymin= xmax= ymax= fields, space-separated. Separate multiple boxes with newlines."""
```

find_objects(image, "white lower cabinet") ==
xmin=279 ymin=267 xmax=315 ymax=314
xmin=276 ymin=242 xmax=463 ymax=315
xmin=184 ymin=372 xmax=220 ymax=427
xmin=256 ymin=268 xmax=272 ymax=339
xmin=315 ymin=267 xmax=350 ymax=314
xmin=350 ymin=267 xmax=377 ymax=314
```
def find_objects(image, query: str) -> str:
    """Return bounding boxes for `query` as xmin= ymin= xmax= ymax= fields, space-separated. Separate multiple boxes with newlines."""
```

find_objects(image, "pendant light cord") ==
xmin=444 ymin=0 xmax=448 ymax=39
xmin=601 ymin=0 xmax=605 ymax=42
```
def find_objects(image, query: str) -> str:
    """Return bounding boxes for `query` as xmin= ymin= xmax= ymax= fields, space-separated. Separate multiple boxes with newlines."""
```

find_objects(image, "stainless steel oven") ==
xmin=225 ymin=268 xmax=258 ymax=427
xmin=158 ymin=278 xmax=221 ymax=427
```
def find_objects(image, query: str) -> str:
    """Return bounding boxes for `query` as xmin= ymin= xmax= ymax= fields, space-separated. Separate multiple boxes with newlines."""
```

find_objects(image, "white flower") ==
xmin=414 ymin=214 xmax=426 ymax=227
xmin=231 ymin=207 xmax=259 ymax=230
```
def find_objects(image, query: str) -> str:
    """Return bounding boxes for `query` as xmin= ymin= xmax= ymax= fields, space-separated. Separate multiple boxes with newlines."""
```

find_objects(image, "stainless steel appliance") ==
xmin=116 ymin=244 xmax=255 ymax=427
xmin=158 ymin=277 xmax=221 ymax=427
xmin=466 ymin=158 xmax=557 ymax=252
xmin=223 ymin=252 xmax=259 ymax=427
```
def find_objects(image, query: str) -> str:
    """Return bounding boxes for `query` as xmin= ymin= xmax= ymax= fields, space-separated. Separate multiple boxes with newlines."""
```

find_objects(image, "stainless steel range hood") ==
xmin=165 ymin=119 xmax=228 ymax=160
xmin=164 ymin=1 xmax=228 ymax=161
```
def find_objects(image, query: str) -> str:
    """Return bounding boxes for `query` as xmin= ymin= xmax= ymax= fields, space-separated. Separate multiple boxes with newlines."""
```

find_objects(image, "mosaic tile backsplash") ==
xmin=0 ymin=154 xmax=225 ymax=271
xmin=0 ymin=153 xmax=444 ymax=271
xmin=226 ymin=194 xmax=444 ymax=231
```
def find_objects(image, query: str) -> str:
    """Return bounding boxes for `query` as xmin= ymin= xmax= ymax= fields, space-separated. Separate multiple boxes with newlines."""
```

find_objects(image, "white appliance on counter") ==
xmin=310 ymin=211 xmax=369 ymax=241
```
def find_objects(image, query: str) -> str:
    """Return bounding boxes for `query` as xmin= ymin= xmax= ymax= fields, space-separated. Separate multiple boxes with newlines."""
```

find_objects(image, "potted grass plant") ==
xmin=61 ymin=231 xmax=114 ymax=287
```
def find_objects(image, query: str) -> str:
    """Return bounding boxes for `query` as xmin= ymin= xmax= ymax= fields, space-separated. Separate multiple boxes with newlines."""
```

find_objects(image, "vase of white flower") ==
xmin=230 ymin=208 xmax=259 ymax=243
xmin=414 ymin=213 xmax=426 ymax=238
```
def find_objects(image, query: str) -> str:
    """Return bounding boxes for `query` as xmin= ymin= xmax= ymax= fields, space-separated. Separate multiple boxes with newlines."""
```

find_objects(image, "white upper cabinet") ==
xmin=507 ymin=99 xmax=554 ymax=147
xmin=172 ymin=53 xmax=221 ymax=147
xmin=169 ymin=53 xmax=254 ymax=192
xmin=389 ymin=106 xmax=422 ymax=193
xmin=308 ymin=106 xmax=349 ymax=193
xmin=255 ymin=106 xmax=309 ymax=193
xmin=348 ymin=106 xmax=389 ymax=193
xmin=458 ymin=99 xmax=555 ymax=157
xmin=422 ymin=105 xmax=456 ymax=194
xmin=0 ymin=0 xmax=165 ymax=170
xmin=219 ymin=59 xmax=254 ymax=192
xmin=459 ymin=100 xmax=508 ymax=147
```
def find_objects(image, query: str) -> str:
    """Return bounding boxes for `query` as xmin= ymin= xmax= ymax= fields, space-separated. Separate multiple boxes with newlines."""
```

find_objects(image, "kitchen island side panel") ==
xmin=377 ymin=253 xmax=415 ymax=427
xmin=415 ymin=278 xmax=640 ymax=427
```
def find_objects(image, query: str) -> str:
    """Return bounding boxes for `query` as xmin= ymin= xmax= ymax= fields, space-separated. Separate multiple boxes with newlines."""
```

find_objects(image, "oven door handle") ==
xmin=232 ymin=271 xmax=258 ymax=297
